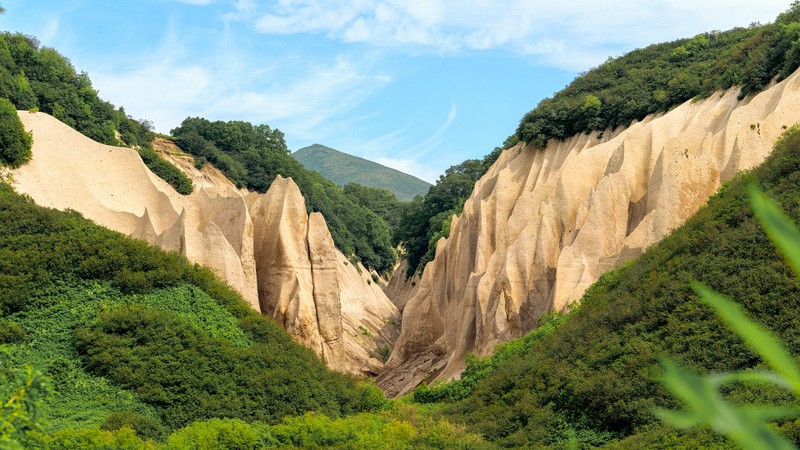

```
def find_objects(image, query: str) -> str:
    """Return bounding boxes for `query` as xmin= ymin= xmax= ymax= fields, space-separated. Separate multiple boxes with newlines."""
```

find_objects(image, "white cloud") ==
xmin=233 ymin=0 xmax=791 ymax=69
xmin=403 ymin=103 xmax=457 ymax=158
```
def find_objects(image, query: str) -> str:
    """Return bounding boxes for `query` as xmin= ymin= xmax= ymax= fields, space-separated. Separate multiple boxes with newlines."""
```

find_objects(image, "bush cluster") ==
xmin=0 ymin=97 xmax=31 ymax=167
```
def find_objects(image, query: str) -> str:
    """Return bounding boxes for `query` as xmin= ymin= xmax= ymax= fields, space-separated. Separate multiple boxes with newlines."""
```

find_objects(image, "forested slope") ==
xmin=0 ymin=182 xmax=381 ymax=439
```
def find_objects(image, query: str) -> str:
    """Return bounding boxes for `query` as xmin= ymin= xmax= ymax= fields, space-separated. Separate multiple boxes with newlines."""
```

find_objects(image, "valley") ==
xmin=4 ymin=3 xmax=800 ymax=449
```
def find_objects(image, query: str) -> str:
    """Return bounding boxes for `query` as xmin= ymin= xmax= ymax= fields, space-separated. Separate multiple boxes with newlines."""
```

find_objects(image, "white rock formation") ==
xmin=378 ymin=69 xmax=800 ymax=397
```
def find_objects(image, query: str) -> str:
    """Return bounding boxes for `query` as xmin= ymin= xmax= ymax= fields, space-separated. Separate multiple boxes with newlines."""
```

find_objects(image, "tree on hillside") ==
xmin=0 ymin=97 xmax=31 ymax=168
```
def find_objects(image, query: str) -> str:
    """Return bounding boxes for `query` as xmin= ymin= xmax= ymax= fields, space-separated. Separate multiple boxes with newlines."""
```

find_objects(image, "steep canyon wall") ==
xmin=378 ymin=70 xmax=800 ymax=396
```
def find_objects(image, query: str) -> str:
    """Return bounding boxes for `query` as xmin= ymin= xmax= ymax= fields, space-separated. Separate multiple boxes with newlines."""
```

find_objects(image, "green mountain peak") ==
xmin=293 ymin=144 xmax=431 ymax=202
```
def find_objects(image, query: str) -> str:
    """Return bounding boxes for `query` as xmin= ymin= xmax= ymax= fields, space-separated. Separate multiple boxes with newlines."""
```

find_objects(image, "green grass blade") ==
xmin=709 ymin=371 xmax=792 ymax=389
xmin=658 ymin=357 xmax=798 ymax=450
xmin=740 ymin=405 xmax=800 ymax=422
xmin=748 ymin=184 xmax=800 ymax=279
xmin=653 ymin=408 xmax=703 ymax=429
xmin=692 ymin=282 xmax=800 ymax=393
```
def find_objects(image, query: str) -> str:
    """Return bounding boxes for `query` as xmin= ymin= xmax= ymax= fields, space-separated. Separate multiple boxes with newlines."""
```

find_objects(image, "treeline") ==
xmin=171 ymin=118 xmax=395 ymax=273
xmin=407 ymin=126 xmax=800 ymax=448
xmin=516 ymin=3 xmax=800 ymax=146
xmin=0 ymin=32 xmax=191 ymax=193
xmin=395 ymin=146 xmax=503 ymax=276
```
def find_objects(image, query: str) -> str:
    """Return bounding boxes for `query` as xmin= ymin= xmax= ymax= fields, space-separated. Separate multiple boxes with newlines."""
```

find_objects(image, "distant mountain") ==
xmin=292 ymin=144 xmax=431 ymax=202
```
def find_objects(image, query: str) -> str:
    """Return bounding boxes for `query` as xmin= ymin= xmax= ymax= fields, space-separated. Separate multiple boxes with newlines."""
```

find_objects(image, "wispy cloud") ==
xmin=361 ymin=104 xmax=457 ymax=183
xmin=405 ymin=103 xmax=456 ymax=157
xmin=231 ymin=0 xmax=791 ymax=70
xmin=88 ymin=21 xmax=389 ymax=137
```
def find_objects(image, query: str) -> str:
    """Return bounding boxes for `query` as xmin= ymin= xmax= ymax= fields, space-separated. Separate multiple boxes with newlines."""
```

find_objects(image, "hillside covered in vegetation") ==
xmin=292 ymin=144 xmax=431 ymax=202
xmin=169 ymin=118 xmax=397 ymax=274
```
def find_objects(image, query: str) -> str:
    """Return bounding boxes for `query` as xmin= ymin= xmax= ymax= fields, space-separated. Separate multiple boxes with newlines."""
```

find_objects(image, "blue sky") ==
xmin=0 ymin=0 xmax=792 ymax=182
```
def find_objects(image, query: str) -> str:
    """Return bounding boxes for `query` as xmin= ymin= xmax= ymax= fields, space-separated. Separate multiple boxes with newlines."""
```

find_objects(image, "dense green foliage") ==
xmin=396 ymin=146 xmax=502 ymax=275
xmin=293 ymin=144 xmax=431 ymax=202
xmin=0 ymin=97 xmax=31 ymax=167
xmin=24 ymin=405 xmax=494 ymax=450
xmin=0 ymin=32 xmax=190 ymax=193
xmin=75 ymin=305 xmax=377 ymax=429
xmin=342 ymin=182 xmax=404 ymax=234
xmin=137 ymin=147 xmax=193 ymax=195
xmin=0 ymin=32 xmax=132 ymax=145
xmin=652 ymin=188 xmax=800 ymax=449
xmin=1 ymin=354 xmax=50 ymax=448
xmin=516 ymin=3 xmax=800 ymax=146
xmin=171 ymin=118 xmax=395 ymax=273
xmin=424 ymin=127 xmax=800 ymax=447
xmin=0 ymin=182 xmax=384 ymax=443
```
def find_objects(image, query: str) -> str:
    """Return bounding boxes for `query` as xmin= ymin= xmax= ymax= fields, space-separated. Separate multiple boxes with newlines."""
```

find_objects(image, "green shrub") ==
xmin=137 ymin=147 xmax=192 ymax=195
xmin=0 ymin=357 xmax=51 ymax=448
xmin=101 ymin=411 xmax=166 ymax=442
xmin=25 ymin=427 xmax=153 ymax=450
xmin=164 ymin=419 xmax=275 ymax=449
xmin=0 ymin=318 xmax=28 ymax=344
xmin=0 ymin=97 xmax=31 ymax=167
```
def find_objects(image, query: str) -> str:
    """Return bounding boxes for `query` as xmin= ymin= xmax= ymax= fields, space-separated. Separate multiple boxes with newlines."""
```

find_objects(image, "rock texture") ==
xmin=383 ymin=259 xmax=420 ymax=313
xmin=11 ymin=111 xmax=399 ymax=375
xmin=378 ymin=69 xmax=800 ymax=397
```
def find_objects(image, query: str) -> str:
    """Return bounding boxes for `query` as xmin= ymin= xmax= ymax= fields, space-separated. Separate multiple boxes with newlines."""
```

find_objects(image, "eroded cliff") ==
xmin=378 ymin=69 xmax=800 ymax=397
xmin=11 ymin=112 xmax=399 ymax=375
